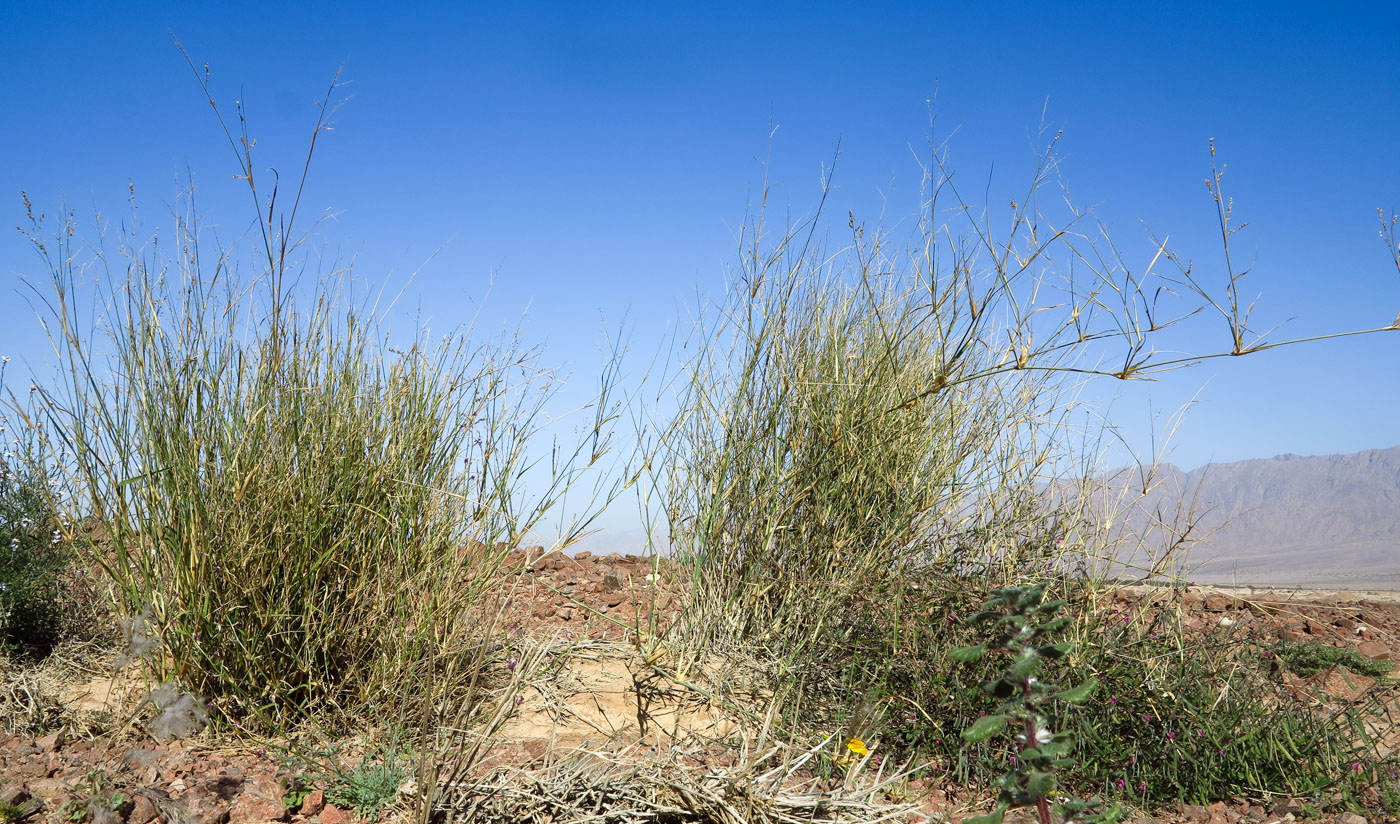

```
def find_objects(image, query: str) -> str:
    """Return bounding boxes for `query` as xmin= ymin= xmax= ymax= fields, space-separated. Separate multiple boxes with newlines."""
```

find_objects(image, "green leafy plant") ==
xmin=951 ymin=583 xmax=1121 ymax=824
xmin=58 ymin=771 xmax=129 ymax=824
xmin=327 ymin=742 xmax=411 ymax=821
xmin=1271 ymin=640 xmax=1395 ymax=679
xmin=0 ymin=375 xmax=68 ymax=658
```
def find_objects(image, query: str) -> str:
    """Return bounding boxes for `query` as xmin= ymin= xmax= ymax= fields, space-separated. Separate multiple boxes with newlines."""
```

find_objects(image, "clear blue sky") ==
xmin=3 ymin=3 xmax=1398 ymax=540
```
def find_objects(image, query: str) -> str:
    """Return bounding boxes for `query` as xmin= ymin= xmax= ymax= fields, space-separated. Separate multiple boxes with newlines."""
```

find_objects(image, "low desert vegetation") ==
xmin=3 ymin=58 xmax=1399 ymax=824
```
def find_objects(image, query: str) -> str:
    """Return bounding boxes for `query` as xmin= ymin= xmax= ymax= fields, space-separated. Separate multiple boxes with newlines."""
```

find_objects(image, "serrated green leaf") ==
xmin=1025 ymin=770 xmax=1056 ymax=797
xmin=1015 ymin=585 xmax=1046 ymax=608
xmin=961 ymin=713 xmax=1008 ymax=742
xmin=1037 ymin=641 xmax=1073 ymax=659
xmin=1006 ymin=654 xmax=1041 ymax=681
xmin=1036 ymin=740 xmax=1070 ymax=758
xmin=1055 ymin=678 xmax=1098 ymax=704
xmin=949 ymin=644 xmax=987 ymax=662
xmin=1037 ymin=615 xmax=1071 ymax=633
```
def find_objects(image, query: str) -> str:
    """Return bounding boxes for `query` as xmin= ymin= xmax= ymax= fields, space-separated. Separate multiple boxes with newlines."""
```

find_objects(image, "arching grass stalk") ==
xmin=952 ymin=583 xmax=1121 ymax=824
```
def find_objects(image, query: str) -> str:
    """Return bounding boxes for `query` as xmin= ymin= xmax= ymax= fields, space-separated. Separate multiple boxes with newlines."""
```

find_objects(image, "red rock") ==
xmin=1202 ymin=594 xmax=1234 ymax=612
xmin=173 ymin=791 xmax=230 ymax=824
xmin=34 ymin=731 xmax=65 ymax=752
xmin=1358 ymin=640 xmax=1392 ymax=660
xmin=129 ymin=793 xmax=162 ymax=824
xmin=298 ymin=790 xmax=325 ymax=817
xmin=1207 ymin=800 xmax=1228 ymax=824
xmin=228 ymin=776 xmax=286 ymax=823
xmin=522 ymin=740 xmax=547 ymax=762
xmin=0 ymin=785 xmax=30 ymax=807
xmin=319 ymin=803 xmax=348 ymax=824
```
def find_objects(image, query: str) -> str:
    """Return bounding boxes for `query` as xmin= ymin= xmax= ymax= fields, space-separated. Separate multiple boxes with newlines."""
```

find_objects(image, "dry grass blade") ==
xmin=426 ymin=742 xmax=927 ymax=824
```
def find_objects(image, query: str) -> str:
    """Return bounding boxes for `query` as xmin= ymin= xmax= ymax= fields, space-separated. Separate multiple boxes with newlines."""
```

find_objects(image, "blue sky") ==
xmin=3 ymin=2 xmax=1398 ymax=539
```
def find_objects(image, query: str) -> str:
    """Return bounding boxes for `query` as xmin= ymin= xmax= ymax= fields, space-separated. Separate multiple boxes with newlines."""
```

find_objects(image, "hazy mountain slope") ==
xmin=1114 ymin=445 xmax=1400 ymax=586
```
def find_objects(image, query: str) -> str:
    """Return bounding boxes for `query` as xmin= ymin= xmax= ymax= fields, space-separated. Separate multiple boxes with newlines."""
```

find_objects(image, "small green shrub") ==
xmin=850 ymin=579 xmax=1386 ymax=813
xmin=1271 ymin=640 xmax=1394 ymax=679
xmin=58 ymin=771 xmax=129 ymax=824
xmin=327 ymin=742 xmax=411 ymax=821
xmin=0 ymin=416 xmax=68 ymax=657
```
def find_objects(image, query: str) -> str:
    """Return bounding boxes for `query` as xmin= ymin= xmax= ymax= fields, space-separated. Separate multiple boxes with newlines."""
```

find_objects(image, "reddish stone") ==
xmin=1202 ymin=594 xmax=1234 ymax=612
xmin=319 ymin=803 xmax=349 ymax=824
xmin=228 ymin=776 xmax=286 ymax=823
xmin=129 ymin=793 xmax=162 ymax=824
xmin=173 ymin=791 xmax=231 ymax=824
xmin=298 ymin=790 xmax=325 ymax=817
xmin=522 ymin=740 xmax=547 ymax=762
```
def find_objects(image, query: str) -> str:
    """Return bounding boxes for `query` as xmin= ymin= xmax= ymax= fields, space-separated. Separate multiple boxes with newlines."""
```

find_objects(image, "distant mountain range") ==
xmin=1101 ymin=445 xmax=1400 ymax=589
xmin=565 ymin=446 xmax=1400 ymax=590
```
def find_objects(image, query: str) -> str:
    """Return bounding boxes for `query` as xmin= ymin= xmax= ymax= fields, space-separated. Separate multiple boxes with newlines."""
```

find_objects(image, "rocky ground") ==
xmin=2 ymin=551 xmax=1397 ymax=824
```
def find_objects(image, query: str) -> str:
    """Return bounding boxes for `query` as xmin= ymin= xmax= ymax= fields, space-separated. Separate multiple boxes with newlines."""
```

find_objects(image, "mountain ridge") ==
xmin=1110 ymin=444 xmax=1400 ymax=587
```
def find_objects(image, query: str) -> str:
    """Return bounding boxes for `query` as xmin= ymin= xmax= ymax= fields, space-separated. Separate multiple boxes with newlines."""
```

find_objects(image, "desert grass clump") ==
xmin=660 ymin=179 xmax=1079 ymax=663
xmin=16 ymin=63 xmax=620 ymax=732
xmin=20 ymin=193 xmax=592 ymax=728
xmin=658 ymin=133 xmax=1174 ymax=743
xmin=656 ymin=127 xmax=1399 ymax=803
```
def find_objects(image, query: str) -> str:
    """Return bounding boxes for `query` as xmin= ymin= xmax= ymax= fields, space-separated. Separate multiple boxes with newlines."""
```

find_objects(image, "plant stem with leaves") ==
xmin=952 ymin=584 xmax=1120 ymax=824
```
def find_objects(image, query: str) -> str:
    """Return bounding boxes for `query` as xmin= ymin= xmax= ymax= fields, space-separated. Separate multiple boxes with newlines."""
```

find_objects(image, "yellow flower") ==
xmin=845 ymin=737 xmax=869 ymax=756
